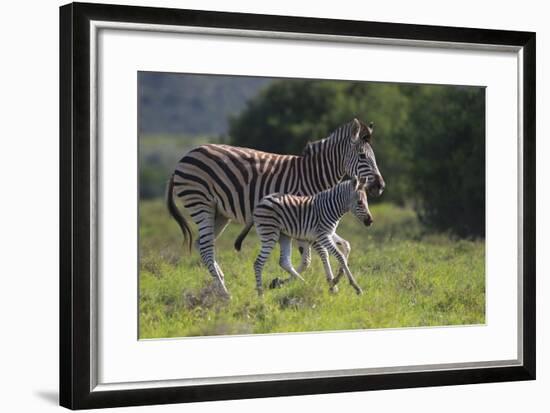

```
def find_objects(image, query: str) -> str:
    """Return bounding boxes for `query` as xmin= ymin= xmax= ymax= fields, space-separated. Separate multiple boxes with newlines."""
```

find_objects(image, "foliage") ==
xmin=229 ymin=80 xmax=485 ymax=237
xmin=401 ymin=86 xmax=486 ymax=237
xmin=139 ymin=199 xmax=485 ymax=338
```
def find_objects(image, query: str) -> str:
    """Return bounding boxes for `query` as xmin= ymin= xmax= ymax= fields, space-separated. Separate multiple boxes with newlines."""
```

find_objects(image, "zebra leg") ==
xmin=193 ymin=211 xmax=230 ymax=298
xmin=253 ymin=227 xmax=280 ymax=296
xmin=278 ymin=234 xmax=306 ymax=283
xmin=325 ymin=239 xmax=363 ymax=295
xmin=212 ymin=213 xmax=230 ymax=280
xmin=297 ymin=235 xmax=348 ymax=279
xmin=296 ymin=240 xmax=312 ymax=274
xmin=332 ymin=233 xmax=351 ymax=282
xmin=312 ymin=241 xmax=338 ymax=294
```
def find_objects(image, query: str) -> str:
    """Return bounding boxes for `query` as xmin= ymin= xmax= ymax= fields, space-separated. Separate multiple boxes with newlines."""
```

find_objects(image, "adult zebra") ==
xmin=166 ymin=118 xmax=385 ymax=296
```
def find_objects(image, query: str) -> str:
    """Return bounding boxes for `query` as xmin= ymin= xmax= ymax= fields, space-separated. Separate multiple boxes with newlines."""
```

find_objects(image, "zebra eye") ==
xmin=358 ymin=153 xmax=367 ymax=159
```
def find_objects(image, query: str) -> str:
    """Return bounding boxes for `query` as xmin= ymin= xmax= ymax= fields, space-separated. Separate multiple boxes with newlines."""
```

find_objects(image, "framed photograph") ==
xmin=60 ymin=2 xmax=536 ymax=409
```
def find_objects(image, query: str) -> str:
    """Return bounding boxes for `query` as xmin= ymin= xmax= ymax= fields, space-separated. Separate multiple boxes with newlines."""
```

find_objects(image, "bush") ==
xmin=229 ymin=80 xmax=412 ymax=204
xmin=229 ymin=80 xmax=485 ymax=238
xmin=229 ymin=80 xmax=346 ymax=155
xmin=403 ymin=86 xmax=485 ymax=237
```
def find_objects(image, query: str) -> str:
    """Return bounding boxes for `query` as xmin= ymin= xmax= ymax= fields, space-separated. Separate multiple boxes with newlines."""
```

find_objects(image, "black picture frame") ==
xmin=60 ymin=2 xmax=536 ymax=410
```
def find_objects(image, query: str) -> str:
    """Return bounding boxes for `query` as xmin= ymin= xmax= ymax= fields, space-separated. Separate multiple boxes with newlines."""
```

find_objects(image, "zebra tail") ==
xmin=234 ymin=221 xmax=254 ymax=251
xmin=166 ymin=174 xmax=193 ymax=253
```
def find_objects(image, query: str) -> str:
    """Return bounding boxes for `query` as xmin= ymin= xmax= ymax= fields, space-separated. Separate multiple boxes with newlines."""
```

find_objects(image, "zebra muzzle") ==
xmin=368 ymin=175 xmax=386 ymax=197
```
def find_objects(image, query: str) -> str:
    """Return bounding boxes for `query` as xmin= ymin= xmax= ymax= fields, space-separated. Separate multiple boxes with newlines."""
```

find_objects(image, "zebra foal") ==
xmin=252 ymin=177 xmax=373 ymax=296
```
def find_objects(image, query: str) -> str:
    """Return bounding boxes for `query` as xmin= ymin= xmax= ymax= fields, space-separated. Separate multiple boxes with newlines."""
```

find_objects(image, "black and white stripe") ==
xmin=166 ymin=119 xmax=384 ymax=296
xmin=252 ymin=177 xmax=372 ymax=295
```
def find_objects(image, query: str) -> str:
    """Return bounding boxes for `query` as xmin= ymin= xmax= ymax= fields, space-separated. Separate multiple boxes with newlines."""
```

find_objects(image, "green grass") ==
xmin=139 ymin=200 xmax=485 ymax=338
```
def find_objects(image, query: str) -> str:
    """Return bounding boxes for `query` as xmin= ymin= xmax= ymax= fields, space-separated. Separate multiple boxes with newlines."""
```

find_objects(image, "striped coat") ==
xmin=167 ymin=119 xmax=384 ymax=296
xmin=252 ymin=177 xmax=372 ymax=295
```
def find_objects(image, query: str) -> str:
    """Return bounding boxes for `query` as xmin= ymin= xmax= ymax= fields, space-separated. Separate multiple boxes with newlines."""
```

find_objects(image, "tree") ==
xmin=229 ymin=79 xmax=485 ymax=237
xmin=229 ymin=80 xmax=346 ymax=155
xmin=229 ymin=79 xmax=412 ymax=204
xmin=403 ymin=86 xmax=485 ymax=237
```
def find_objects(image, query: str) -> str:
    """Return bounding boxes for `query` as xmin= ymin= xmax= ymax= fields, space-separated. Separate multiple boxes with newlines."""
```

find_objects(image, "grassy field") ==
xmin=139 ymin=200 xmax=485 ymax=339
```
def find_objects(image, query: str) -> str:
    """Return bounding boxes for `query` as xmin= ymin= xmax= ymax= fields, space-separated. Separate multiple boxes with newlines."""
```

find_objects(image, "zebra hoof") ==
xmin=329 ymin=285 xmax=339 ymax=294
xmin=355 ymin=288 xmax=364 ymax=296
xmin=269 ymin=277 xmax=285 ymax=289
xmin=215 ymin=284 xmax=231 ymax=300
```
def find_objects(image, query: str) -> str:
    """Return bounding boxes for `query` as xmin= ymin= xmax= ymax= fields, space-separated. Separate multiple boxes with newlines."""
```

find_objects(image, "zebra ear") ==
xmin=350 ymin=118 xmax=361 ymax=143
xmin=363 ymin=122 xmax=374 ymax=143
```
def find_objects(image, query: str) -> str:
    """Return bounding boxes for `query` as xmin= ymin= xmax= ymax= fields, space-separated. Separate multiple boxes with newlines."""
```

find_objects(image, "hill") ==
xmin=138 ymin=72 xmax=271 ymax=135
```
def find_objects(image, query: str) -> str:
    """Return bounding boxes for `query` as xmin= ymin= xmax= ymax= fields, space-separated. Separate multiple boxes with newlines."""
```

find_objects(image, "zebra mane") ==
xmin=301 ymin=121 xmax=353 ymax=157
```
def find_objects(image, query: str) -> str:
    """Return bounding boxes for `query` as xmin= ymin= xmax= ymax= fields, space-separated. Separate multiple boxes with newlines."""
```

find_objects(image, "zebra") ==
xmin=251 ymin=177 xmax=372 ymax=295
xmin=166 ymin=118 xmax=384 ymax=297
